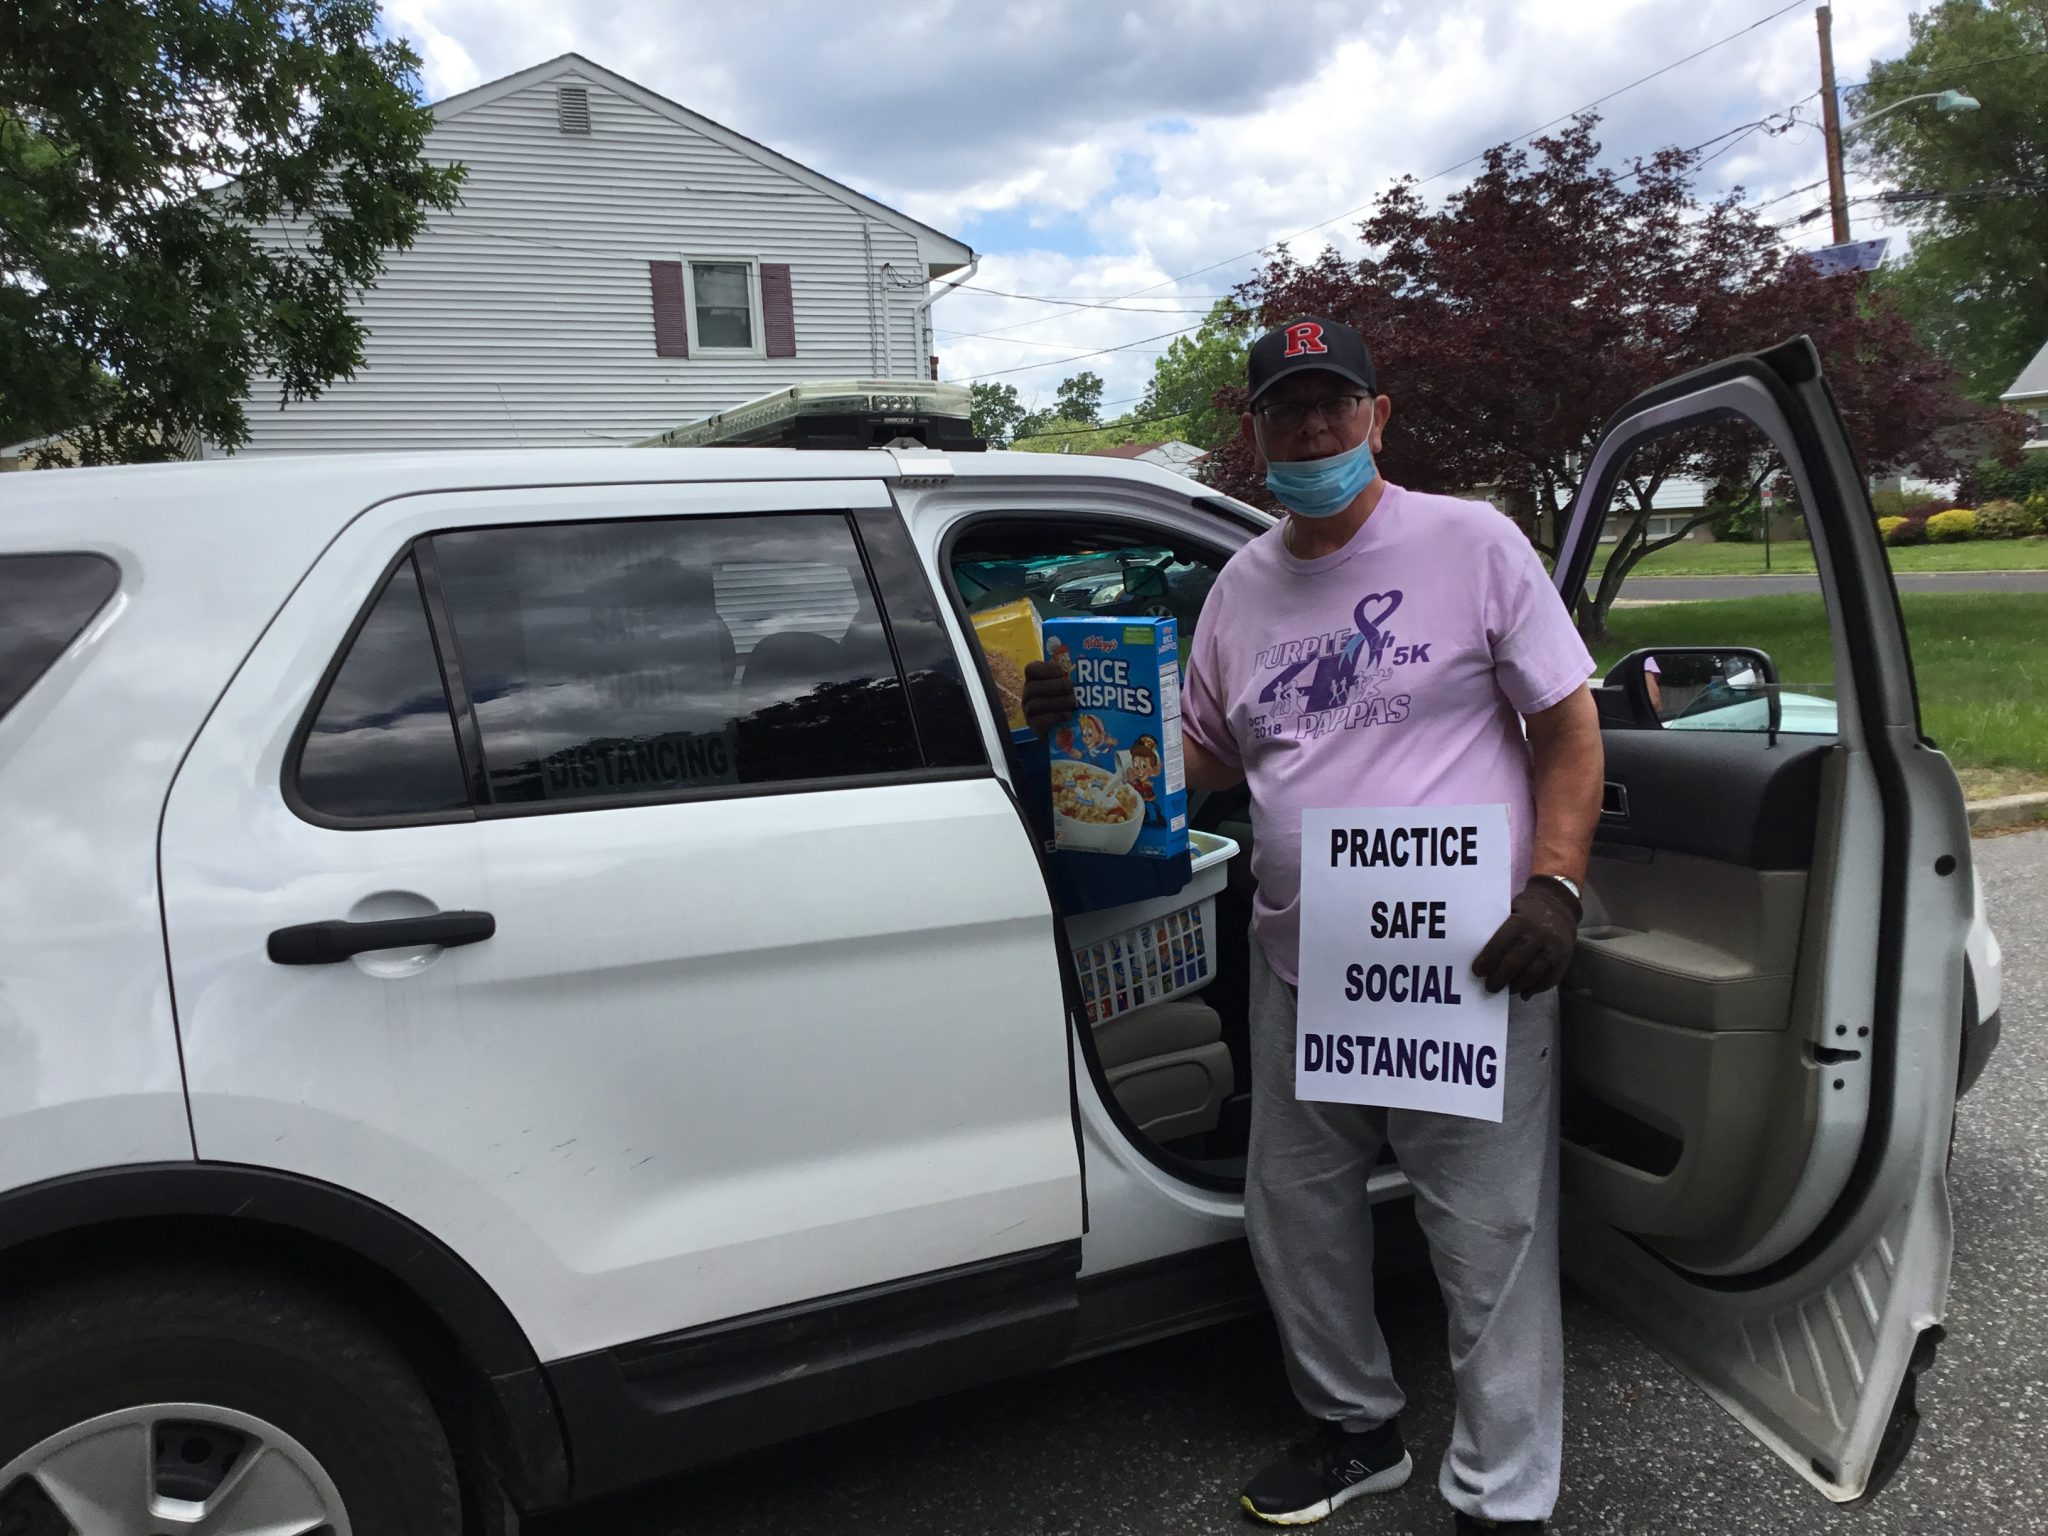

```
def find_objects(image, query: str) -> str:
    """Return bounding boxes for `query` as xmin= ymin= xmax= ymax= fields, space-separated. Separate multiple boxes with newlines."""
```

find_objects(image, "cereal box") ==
xmin=970 ymin=597 xmax=1045 ymax=737
xmin=1042 ymin=616 xmax=1188 ymax=859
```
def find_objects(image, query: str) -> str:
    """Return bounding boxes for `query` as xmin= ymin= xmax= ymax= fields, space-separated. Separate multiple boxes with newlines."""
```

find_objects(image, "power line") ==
xmin=1410 ymin=0 xmax=1811 ymax=189
xmin=949 ymin=322 xmax=1208 ymax=383
xmin=949 ymin=0 xmax=1817 ymax=384
xmin=1008 ymin=406 xmax=1208 ymax=444
xmin=1747 ymin=177 xmax=1829 ymax=214
xmin=946 ymin=289 xmax=1232 ymax=345
xmin=1058 ymin=0 xmax=1813 ymax=313
xmin=936 ymin=326 xmax=1177 ymax=351
xmin=952 ymin=284 xmax=1229 ymax=312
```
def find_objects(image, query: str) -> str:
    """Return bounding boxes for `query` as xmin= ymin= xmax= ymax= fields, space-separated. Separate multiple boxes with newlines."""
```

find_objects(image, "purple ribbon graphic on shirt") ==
xmin=1354 ymin=590 xmax=1403 ymax=669
xmin=1259 ymin=589 xmax=1405 ymax=715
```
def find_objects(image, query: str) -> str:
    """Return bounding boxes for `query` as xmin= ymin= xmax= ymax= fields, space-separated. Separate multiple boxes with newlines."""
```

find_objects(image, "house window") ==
xmin=686 ymin=259 xmax=761 ymax=353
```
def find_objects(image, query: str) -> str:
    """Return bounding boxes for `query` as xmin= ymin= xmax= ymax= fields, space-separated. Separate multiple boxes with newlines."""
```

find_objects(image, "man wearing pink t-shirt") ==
xmin=1025 ymin=317 xmax=1602 ymax=1534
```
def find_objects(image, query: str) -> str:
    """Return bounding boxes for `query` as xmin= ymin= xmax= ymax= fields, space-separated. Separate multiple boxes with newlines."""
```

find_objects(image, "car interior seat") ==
xmin=1094 ymin=995 xmax=1235 ymax=1143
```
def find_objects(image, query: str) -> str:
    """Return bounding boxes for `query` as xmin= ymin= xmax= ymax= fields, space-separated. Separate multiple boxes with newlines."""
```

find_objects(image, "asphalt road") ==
xmin=1625 ymin=571 xmax=2048 ymax=600
xmin=541 ymin=829 xmax=2047 ymax=1536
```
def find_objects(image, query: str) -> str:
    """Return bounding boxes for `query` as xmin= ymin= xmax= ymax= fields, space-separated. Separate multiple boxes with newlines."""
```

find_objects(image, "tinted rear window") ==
xmin=294 ymin=555 xmax=471 ymax=821
xmin=0 ymin=553 xmax=121 ymax=722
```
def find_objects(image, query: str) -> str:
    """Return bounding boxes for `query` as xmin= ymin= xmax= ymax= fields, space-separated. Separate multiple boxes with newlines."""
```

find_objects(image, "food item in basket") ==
xmin=970 ymin=598 xmax=1045 ymax=736
xmin=1042 ymin=616 xmax=1188 ymax=858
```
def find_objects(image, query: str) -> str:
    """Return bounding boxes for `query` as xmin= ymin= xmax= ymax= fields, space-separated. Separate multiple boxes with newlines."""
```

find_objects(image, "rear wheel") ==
xmin=0 ymin=1266 xmax=461 ymax=1535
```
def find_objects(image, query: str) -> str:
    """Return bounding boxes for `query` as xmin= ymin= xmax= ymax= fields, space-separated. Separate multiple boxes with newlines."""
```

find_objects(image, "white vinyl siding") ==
xmin=233 ymin=69 xmax=932 ymax=454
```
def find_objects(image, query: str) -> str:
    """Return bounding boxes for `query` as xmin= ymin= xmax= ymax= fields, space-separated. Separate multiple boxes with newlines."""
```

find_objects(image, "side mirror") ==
xmin=1609 ymin=646 xmax=1782 ymax=740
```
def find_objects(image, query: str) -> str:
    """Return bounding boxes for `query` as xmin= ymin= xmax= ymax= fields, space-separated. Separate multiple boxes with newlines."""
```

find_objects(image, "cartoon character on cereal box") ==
xmin=1128 ymin=733 xmax=1166 ymax=827
xmin=1047 ymin=634 xmax=1122 ymax=767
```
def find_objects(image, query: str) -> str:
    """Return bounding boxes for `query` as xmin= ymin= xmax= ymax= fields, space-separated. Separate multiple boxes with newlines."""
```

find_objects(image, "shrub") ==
xmin=1926 ymin=509 xmax=1977 ymax=543
xmin=1877 ymin=515 xmax=1907 ymax=543
xmin=2027 ymin=489 xmax=2048 ymax=534
xmin=1976 ymin=500 xmax=2031 ymax=539
xmin=1883 ymin=515 xmax=1928 ymax=546
xmin=1872 ymin=489 xmax=1932 ymax=519
xmin=1958 ymin=453 xmax=2048 ymax=508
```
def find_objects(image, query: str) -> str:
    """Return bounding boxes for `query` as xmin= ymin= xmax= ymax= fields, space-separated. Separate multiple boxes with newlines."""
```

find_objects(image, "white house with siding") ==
xmin=225 ymin=54 xmax=974 ymax=455
xmin=2003 ymin=336 xmax=2048 ymax=450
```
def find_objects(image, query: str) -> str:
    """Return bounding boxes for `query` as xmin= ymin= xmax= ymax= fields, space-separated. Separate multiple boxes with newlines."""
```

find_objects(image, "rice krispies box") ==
xmin=1043 ymin=616 xmax=1188 ymax=859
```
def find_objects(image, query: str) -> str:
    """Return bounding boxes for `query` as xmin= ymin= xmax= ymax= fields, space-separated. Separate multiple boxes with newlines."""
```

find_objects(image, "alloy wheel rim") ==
xmin=0 ymin=1403 xmax=349 ymax=1535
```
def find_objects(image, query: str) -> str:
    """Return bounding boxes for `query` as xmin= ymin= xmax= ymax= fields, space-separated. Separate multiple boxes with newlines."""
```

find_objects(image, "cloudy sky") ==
xmin=382 ymin=0 xmax=1929 ymax=414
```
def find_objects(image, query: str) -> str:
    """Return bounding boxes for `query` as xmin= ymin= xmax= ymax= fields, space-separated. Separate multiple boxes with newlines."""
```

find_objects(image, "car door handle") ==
xmin=267 ymin=911 xmax=496 ymax=966
xmin=1600 ymin=782 xmax=1630 ymax=823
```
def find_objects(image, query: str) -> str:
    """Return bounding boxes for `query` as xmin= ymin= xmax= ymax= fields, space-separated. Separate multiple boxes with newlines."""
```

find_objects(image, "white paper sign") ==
xmin=1296 ymin=804 xmax=1512 ymax=1122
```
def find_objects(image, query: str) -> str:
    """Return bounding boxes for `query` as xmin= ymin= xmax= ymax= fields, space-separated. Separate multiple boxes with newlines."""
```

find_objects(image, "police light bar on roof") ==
xmin=640 ymin=379 xmax=981 ymax=451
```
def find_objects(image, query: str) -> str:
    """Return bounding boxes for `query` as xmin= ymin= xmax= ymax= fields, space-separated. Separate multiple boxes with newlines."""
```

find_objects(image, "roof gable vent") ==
xmin=556 ymin=84 xmax=592 ymax=135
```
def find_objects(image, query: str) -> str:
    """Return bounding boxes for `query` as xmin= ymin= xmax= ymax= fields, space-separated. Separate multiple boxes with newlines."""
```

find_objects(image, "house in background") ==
xmin=2003 ymin=336 xmax=2048 ymax=451
xmin=1083 ymin=440 xmax=1209 ymax=479
xmin=225 ymin=54 xmax=974 ymax=456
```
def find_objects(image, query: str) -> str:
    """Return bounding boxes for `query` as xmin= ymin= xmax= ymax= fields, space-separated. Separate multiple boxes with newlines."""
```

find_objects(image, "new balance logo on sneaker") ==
xmin=1239 ymin=1419 xmax=1413 ymax=1525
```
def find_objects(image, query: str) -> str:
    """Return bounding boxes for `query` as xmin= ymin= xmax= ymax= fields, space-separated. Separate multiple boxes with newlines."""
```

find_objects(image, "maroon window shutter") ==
xmin=760 ymin=263 xmax=797 ymax=358
xmin=649 ymin=261 xmax=688 ymax=358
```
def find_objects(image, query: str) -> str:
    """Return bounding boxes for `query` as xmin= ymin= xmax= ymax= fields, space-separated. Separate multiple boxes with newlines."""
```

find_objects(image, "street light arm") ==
xmin=1843 ymin=90 xmax=1979 ymax=139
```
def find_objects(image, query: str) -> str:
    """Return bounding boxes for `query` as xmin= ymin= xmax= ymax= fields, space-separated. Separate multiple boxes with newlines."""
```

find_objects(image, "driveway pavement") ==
xmin=542 ymin=829 xmax=2047 ymax=1536
xmin=1623 ymin=571 xmax=2048 ymax=601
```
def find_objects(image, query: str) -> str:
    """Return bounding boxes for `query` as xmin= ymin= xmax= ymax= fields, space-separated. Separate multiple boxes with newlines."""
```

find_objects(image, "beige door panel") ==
xmin=1575 ymin=852 xmax=1807 ymax=1032
xmin=1561 ymin=1003 xmax=1782 ymax=1239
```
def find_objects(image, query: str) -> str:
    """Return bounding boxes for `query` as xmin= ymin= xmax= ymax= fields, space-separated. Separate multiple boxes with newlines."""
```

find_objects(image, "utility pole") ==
xmin=1816 ymin=5 xmax=1851 ymax=243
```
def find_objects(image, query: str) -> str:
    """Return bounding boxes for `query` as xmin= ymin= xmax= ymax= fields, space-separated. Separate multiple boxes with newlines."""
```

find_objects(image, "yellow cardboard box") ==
xmin=971 ymin=598 xmax=1045 ymax=735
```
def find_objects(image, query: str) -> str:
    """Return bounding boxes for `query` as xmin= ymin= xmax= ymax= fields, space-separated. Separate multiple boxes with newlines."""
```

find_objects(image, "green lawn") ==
xmin=1589 ymin=536 xmax=2048 ymax=579
xmin=1592 ymin=593 xmax=2048 ymax=802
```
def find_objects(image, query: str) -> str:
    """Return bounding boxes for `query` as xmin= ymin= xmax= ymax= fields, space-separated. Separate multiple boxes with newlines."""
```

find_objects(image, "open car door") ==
xmin=1551 ymin=338 xmax=1970 ymax=1502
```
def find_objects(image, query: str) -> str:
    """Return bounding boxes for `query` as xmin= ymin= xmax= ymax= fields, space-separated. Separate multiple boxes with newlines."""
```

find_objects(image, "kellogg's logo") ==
xmin=1082 ymin=634 xmax=1118 ymax=652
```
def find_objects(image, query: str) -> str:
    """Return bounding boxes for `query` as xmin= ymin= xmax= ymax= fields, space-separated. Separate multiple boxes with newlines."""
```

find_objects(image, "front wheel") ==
xmin=0 ymin=1265 xmax=461 ymax=1535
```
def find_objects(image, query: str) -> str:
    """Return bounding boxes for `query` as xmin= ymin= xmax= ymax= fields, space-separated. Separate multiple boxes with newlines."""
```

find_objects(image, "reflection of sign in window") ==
xmin=542 ymin=725 xmax=740 ymax=794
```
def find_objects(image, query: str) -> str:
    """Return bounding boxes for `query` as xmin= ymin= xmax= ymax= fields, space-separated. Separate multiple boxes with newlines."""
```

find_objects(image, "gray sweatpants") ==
xmin=1245 ymin=938 xmax=1563 ymax=1525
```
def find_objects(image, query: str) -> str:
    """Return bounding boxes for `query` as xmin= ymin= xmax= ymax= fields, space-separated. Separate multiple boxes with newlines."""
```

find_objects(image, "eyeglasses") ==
xmin=1256 ymin=393 xmax=1368 ymax=431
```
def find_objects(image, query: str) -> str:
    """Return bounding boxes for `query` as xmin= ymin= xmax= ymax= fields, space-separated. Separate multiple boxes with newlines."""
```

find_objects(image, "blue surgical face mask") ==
xmin=1264 ymin=438 xmax=1376 ymax=519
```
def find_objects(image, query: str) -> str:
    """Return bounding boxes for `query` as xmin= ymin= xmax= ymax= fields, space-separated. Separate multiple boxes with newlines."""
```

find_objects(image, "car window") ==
xmin=1580 ymin=417 xmax=1840 ymax=738
xmin=430 ymin=513 xmax=920 ymax=807
xmin=0 ymin=552 xmax=120 ymax=723
xmin=954 ymin=542 xmax=1220 ymax=668
xmin=294 ymin=556 xmax=471 ymax=820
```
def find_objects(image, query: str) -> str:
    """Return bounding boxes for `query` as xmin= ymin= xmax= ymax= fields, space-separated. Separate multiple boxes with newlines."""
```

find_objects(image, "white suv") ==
xmin=0 ymin=342 xmax=2000 ymax=1532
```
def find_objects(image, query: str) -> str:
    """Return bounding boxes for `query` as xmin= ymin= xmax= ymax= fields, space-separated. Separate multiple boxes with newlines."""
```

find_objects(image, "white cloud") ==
xmin=384 ymin=0 xmax=1927 ymax=404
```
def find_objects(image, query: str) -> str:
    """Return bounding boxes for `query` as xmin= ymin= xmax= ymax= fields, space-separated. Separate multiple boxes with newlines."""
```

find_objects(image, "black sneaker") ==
xmin=1239 ymin=1419 xmax=1412 ymax=1525
xmin=1452 ymin=1513 xmax=1546 ymax=1534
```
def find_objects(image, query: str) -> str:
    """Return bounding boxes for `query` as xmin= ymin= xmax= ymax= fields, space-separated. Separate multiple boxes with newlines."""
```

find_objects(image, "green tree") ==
xmin=1008 ymin=412 xmax=1151 ymax=455
xmin=1140 ymin=299 xmax=1249 ymax=449
xmin=1053 ymin=370 xmax=1105 ymax=425
xmin=969 ymin=381 xmax=1028 ymax=446
xmin=1855 ymin=0 xmax=2048 ymax=402
xmin=0 ymin=0 xmax=465 ymax=464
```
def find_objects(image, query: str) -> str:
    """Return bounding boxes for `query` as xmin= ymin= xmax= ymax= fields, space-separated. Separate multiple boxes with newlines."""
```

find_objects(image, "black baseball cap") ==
xmin=1246 ymin=316 xmax=1376 ymax=405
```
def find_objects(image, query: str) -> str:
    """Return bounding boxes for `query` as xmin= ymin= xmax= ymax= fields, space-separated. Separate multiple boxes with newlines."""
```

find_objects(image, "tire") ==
xmin=0 ymin=1264 xmax=462 ymax=1535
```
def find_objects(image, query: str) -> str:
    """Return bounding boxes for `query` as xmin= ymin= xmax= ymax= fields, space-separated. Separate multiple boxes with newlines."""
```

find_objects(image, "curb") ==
xmin=1967 ymin=793 xmax=2048 ymax=831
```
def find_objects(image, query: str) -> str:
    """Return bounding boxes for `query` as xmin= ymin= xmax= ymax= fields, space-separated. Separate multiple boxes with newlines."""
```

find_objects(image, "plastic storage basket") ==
xmin=1064 ymin=830 xmax=1239 ymax=1026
